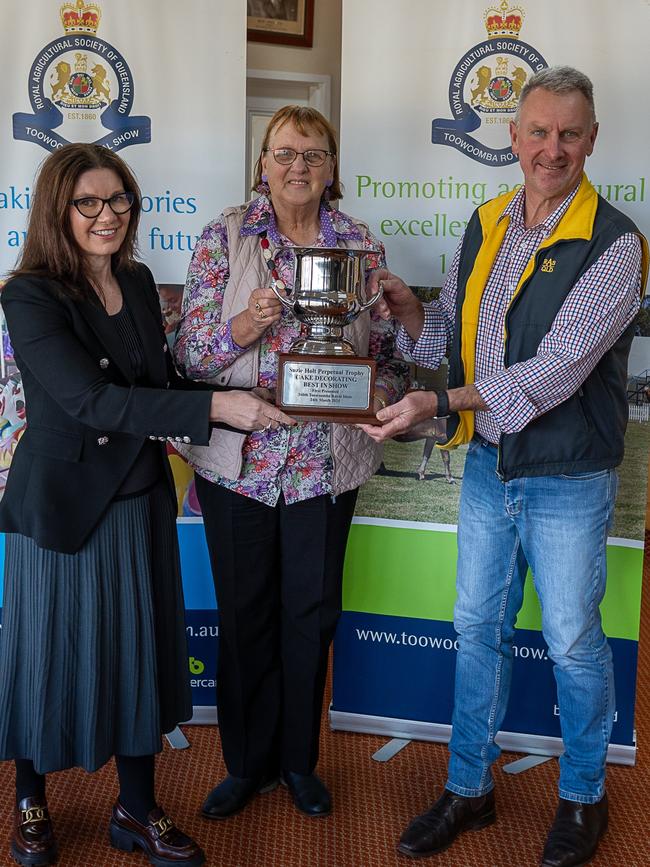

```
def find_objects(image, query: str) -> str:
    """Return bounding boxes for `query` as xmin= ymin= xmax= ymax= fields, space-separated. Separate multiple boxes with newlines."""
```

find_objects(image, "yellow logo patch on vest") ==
xmin=541 ymin=257 xmax=556 ymax=273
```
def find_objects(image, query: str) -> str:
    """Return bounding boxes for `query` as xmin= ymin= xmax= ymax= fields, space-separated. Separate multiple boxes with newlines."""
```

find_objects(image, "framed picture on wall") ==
xmin=247 ymin=0 xmax=314 ymax=47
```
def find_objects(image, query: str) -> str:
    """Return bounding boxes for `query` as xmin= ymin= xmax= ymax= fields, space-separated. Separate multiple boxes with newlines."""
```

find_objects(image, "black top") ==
xmin=110 ymin=304 xmax=164 ymax=497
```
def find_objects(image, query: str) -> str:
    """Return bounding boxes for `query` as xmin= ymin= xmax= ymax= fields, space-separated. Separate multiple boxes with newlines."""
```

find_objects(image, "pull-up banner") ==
xmin=0 ymin=0 xmax=246 ymax=283
xmin=333 ymin=0 xmax=650 ymax=764
xmin=0 ymin=0 xmax=246 ymax=714
xmin=339 ymin=0 xmax=649 ymax=285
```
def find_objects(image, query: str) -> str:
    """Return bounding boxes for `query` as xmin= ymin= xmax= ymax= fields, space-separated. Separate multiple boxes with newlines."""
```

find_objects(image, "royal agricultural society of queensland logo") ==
xmin=432 ymin=1 xmax=548 ymax=166
xmin=13 ymin=0 xmax=151 ymax=154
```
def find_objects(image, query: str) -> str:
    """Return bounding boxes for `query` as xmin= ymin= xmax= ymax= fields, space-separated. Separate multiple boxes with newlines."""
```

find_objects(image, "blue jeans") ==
xmin=447 ymin=436 xmax=617 ymax=804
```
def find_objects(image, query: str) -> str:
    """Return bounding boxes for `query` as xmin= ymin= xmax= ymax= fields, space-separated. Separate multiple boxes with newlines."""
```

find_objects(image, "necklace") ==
xmin=260 ymin=233 xmax=286 ymax=292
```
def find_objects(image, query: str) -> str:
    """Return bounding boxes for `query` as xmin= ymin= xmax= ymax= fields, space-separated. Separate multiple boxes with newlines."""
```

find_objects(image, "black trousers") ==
xmin=195 ymin=476 xmax=358 ymax=777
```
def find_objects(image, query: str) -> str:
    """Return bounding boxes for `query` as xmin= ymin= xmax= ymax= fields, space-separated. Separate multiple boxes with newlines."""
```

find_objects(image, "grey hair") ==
xmin=514 ymin=66 xmax=596 ymax=125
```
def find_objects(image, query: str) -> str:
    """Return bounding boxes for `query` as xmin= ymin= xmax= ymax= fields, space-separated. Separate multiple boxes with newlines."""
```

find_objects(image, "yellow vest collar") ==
xmin=481 ymin=174 xmax=598 ymax=243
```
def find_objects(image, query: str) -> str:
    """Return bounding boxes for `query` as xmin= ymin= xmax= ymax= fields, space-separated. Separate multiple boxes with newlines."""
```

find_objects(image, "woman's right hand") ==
xmin=248 ymin=286 xmax=284 ymax=329
xmin=209 ymin=390 xmax=295 ymax=432
xmin=231 ymin=287 xmax=285 ymax=348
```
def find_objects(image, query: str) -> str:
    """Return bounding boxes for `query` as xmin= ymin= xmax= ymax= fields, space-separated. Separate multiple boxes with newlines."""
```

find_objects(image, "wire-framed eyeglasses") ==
xmin=70 ymin=191 xmax=136 ymax=218
xmin=263 ymin=147 xmax=335 ymax=167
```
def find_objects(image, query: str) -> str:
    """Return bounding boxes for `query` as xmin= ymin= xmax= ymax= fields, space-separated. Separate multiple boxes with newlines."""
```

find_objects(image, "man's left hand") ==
xmin=358 ymin=391 xmax=438 ymax=442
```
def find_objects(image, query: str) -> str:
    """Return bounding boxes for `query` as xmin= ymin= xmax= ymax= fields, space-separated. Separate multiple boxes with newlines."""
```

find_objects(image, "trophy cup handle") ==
xmin=269 ymin=282 xmax=294 ymax=309
xmin=357 ymin=281 xmax=384 ymax=313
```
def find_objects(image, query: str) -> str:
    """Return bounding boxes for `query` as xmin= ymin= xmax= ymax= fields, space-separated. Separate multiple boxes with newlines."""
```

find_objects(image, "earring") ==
xmin=256 ymin=173 xmax=270 ymax=196
xmin=322 ymin=179 xmax=334 ymax=202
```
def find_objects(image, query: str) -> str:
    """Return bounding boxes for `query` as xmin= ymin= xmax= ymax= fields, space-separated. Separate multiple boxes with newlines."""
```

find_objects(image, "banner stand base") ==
xmin=329 ymin=709 xmax=637 ymax=767
xmin=372 ymin=738 xmax=411 ymax=762
xmin=165 ymin=726 xmax=190 ymax=750
xmin=187 ymin=706 xmax=218 ymax=725
xmin=502 ymin=754 xmax=554 ymax=775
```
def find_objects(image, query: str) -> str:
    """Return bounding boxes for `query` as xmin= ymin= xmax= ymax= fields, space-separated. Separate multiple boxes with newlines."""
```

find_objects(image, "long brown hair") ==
xmin=12 ymin=143 xmax=141 ymax=300
xmin=252 ymin=105 xmax=343 ymax=201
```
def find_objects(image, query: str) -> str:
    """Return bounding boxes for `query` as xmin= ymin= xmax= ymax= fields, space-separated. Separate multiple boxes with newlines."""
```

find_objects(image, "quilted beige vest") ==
xmin=176 ymin=203 xmax=383 ymax=494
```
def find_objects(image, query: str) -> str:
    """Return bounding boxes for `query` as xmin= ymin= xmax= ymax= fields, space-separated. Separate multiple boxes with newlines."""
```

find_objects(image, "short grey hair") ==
xmin=514 ymin=66 xmax=596 ymax=125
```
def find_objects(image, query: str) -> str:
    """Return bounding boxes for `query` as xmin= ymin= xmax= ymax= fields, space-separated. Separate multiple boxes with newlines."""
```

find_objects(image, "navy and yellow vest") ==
xmin=445 ymin=175 xmax=648 ymax=481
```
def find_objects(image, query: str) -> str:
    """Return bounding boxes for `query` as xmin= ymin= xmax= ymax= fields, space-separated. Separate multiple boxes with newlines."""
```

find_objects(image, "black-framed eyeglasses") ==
xmin=263 ymin=147 xmax=335 ymax=167
xmin=69 ymin=191 xmax=136 ymax=218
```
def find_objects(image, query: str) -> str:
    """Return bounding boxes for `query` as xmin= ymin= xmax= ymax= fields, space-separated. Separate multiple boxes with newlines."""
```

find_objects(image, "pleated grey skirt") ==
xmin=0 ymin=481 xmax=192 ymax=774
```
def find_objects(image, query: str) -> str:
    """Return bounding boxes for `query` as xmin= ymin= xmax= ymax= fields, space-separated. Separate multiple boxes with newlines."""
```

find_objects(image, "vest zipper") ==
xmin=496 ymin=246 xmax=546 ymax=482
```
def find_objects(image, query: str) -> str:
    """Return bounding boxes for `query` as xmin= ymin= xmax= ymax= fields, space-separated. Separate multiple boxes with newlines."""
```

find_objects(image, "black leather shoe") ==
xmin=201 ymin=774 xmax=278 ymax=819
xmin=398 ymin=789 xmax=496 ymax=858
xmin=281 ymin=771 xmax=331 ymax=817
xmin=541 ymin=795 xmax=608 ymax=867
xmin=11 ymin=798 xmax=58 ymax=866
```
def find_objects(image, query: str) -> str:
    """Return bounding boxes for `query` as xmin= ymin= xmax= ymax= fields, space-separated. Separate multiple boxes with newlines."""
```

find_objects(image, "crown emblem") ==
xmin=484 ymin=0 xmax=524 ymax=39
xmin=60 ymin=0 xmax=101 ymax=35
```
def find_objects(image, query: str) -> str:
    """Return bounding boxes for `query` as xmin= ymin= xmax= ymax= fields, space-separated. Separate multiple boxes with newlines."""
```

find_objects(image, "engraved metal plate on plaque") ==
xmin=281 ymin=360 xmax=372 ymax=411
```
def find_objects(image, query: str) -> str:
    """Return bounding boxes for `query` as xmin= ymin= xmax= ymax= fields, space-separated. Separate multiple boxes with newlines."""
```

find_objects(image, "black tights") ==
xmin=114 ymin=754 xmax=157 ymax=823
xmin=15 ymin=754 xmax=156 ymax=823
xmin=15 ymin=759 xmax=46 ymax=805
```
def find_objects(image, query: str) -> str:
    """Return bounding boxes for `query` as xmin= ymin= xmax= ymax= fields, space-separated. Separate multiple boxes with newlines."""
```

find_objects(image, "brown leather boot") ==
xmin=11 ymin=797 xmax=58 ymax=866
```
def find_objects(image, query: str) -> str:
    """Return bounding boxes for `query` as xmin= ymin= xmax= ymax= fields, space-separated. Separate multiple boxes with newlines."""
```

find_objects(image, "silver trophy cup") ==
xmin=269 ymin=247 xmax=383 ymax=355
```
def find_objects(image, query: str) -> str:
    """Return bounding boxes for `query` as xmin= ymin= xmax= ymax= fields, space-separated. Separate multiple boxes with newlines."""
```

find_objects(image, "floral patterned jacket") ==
xmin=173 ymin=194 xmax=408 ymax=506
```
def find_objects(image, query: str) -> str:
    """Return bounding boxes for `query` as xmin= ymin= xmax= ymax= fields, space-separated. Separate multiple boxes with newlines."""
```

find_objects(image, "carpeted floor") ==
xmin=1 ymin=531 xmax=648 ymax=867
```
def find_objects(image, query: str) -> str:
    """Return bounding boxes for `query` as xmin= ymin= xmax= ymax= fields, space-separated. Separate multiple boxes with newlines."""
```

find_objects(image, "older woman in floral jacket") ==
xmin=174 ymin=105 xmax=408 ymax=821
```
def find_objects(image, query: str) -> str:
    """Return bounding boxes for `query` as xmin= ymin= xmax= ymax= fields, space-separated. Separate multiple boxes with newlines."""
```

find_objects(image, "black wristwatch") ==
xmin=434 ymin=389 xmax=450 ymax=418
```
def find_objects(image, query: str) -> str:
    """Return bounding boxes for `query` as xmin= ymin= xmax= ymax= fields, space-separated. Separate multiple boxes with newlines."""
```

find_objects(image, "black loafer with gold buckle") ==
xmin=11 ymin=797 xmax=58 ymax=866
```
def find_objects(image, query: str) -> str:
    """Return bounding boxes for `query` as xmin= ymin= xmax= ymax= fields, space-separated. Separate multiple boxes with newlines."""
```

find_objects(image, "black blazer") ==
xmin=0 ymin=263 xmax=213 ymax=554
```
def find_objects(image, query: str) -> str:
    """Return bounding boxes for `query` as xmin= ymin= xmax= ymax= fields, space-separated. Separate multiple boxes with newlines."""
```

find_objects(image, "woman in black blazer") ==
xmin=0 ymin=143 xmax=293 ymax=867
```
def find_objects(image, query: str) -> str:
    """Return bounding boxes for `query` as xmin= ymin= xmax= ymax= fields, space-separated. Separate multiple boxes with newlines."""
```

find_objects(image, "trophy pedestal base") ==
xmin=276 ymin=353 xmax=380 ymax=425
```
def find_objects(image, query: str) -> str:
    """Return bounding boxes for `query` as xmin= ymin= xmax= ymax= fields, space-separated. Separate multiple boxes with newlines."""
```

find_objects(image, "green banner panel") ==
xmin=343 ymin=524 xmax=643 ymax=641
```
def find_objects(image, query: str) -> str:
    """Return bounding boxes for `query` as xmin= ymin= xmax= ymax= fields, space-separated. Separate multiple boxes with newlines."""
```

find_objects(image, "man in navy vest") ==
xmin=362 ymin=67 xmax=646 ymax=867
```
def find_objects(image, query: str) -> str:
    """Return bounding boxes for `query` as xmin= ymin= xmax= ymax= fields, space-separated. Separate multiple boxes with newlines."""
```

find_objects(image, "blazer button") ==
xmin=163 ymin=343 xmax=169 ymax=353
xmin=99 ymin=358 xmax=109 ymax=369
xmin=97 ymin=435 xmax=109 ymax=446
xmin=148 ymin=435 xmax=157 ymax=440
xmin=182 ymin=436 xmax=191 ymax=443
xmin=157 ymin=436 xmax=166 ymax=441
